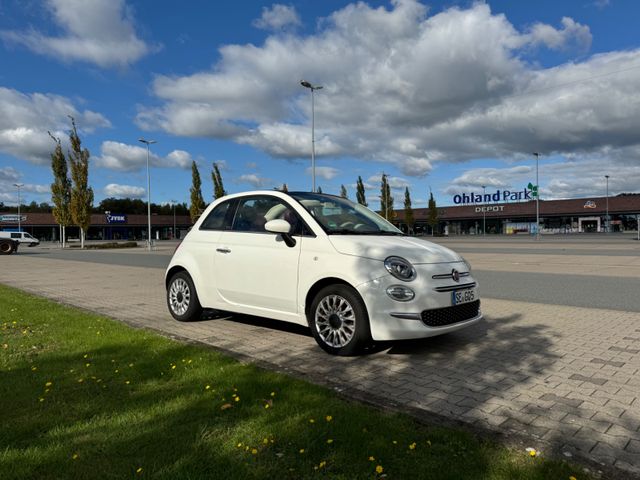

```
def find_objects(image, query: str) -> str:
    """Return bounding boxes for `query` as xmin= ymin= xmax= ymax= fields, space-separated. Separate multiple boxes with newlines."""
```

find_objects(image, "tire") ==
xmin=167 ymin=271 xmax=203 ymax=322
xmin=0 ymin=241 xmax=13 ymax=255
xmin=308 ymin=284 xmax=371 ymax=356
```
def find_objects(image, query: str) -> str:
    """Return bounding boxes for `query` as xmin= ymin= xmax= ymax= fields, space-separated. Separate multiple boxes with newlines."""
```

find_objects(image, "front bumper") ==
xmin=356 ymin=261 xmax=483 ymax=341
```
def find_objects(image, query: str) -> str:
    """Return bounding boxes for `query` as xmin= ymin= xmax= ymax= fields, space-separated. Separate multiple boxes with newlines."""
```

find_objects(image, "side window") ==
xmin=11 ymin=233 xmax=20 ymax=239
xmin=200 ymin=200 xmax=233 ymax=231
xmin=233 ymin=197 xmax=281 ymax=233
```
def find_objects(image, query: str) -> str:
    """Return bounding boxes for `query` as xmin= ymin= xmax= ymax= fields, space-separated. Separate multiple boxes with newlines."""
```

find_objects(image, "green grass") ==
xmin=0 ymin=284 xmax=588 ymax=480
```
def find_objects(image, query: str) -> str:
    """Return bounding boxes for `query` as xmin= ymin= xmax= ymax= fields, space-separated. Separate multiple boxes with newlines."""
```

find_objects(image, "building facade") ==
xmin=0 ymin=212 xmax=193 ymax=241
xmin=393 ymin=195 xmax=640 ymax=235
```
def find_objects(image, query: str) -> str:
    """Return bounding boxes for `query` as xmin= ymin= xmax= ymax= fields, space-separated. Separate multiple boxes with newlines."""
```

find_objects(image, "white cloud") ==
xmin=1 ymin=0 xmax=154 ymax=68
xmin=0 ymin=87 xmax=110 ymax=165
xmin=0 ymin=172 xmax=49 ymax=205
xmin=237 ymin=173 xmax=272 ymax=188
xmin=135 ymin=1 xmax=640 ymax=188
xmin=253 ymin=4 xmax=301 ymax=31
xmin=366 ymin=174 xmax=410 ymax=190
xmin=103 ymin=183 xmax=145 ymax=198
xmin=307 ymin=166 xmax=339 ymax=180
xmin=0 ymin=166 xmax=20 ymax=182
xmin=95 ymin=141 xmax=193 ymax=172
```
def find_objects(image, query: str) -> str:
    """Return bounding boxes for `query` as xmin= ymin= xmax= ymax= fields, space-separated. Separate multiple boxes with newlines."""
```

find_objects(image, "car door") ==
xmin=214 ymin=195 xmax=302 ymax=314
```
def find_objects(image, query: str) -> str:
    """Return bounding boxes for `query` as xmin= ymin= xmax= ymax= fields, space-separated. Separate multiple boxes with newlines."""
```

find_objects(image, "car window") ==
xmin=11 ymin=233 xmax=20 ymax=239
xmin=200 ymin=200 xmax=234 ymax=231
xmin=232 ymin=196 xmax=309 ymax=236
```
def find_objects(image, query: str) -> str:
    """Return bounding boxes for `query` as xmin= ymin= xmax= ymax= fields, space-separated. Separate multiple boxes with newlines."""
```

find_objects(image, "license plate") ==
xmin=452 ymin=288 xmax=476 ymax=306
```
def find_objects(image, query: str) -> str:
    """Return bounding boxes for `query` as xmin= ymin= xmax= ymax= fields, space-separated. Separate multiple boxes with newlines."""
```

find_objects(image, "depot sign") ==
xmin=453 ymin=188 xmax=533 ymax=205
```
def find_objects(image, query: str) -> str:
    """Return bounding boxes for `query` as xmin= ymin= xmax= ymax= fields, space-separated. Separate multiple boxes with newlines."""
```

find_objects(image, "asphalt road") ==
xmin=17 ymin=244 xmax=640 ymax=313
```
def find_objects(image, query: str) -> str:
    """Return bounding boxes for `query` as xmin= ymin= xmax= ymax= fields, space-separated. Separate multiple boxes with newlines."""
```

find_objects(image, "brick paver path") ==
xmin=2 ymin=250 xmax=639 ymax=476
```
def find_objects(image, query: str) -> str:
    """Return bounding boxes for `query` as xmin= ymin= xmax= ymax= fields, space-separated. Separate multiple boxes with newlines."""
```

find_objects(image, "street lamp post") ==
xmin=605 ymin=175 xmax=610 ymax=233
xmin=533 ymin=152 xmax=540 ymax=240
xmin=13 ymin=183 xmax=24 ymax=232
xmin=300 ymin=80 xmax=323 ymax=193
xmin=482 ymin=185 xmax=486 ymax=236
xmin=138 ymin=138 xmax=156 ymax=251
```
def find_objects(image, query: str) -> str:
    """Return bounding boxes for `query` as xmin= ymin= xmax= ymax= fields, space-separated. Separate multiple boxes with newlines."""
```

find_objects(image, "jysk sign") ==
xmin=0 ymin=215 xmax=27 ymax=223
xmin=105 ymin=213 xmax=127 ymax=224
xmin=453 ymin=187 xmax=534 ymax=205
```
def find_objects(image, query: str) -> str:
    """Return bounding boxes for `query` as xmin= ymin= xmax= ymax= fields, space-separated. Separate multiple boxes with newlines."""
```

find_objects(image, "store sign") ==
xmin=475 ymin=205 xmax=505 ymax=213
xmin=0 ymin=214 xmax=27 ymax=223
xmin=583 ymin=201 xmax=597 ymax=209
xmin=453 ymin=188 xmax=533 ymax=205
xmin=105 ymin=213 xmax=127 ymax=224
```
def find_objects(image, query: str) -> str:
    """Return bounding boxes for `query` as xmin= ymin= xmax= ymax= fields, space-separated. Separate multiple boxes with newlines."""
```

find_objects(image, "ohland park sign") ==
xmin=453 ymin=184 xmax=538 ymax=205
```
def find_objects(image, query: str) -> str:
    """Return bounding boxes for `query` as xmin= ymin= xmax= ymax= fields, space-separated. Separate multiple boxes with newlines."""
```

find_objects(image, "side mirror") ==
xmin=264 ymin=219 xmax=296 ymax=247
xmin=264 ymin=219 xmax=291 ymax=234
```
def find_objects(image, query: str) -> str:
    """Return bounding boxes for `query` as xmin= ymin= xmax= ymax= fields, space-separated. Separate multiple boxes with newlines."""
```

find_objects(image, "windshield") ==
xmin=290 ymin=192 xmax=403 ymax=235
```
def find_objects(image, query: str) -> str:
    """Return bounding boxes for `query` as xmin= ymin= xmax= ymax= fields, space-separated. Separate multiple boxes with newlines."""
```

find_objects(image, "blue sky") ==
xmin=1 ymin=0 xmax=640 ymax=210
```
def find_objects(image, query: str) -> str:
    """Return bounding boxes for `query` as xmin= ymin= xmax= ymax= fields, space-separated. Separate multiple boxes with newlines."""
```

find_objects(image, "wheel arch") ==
xmin=304 ymin=277 xmax=366 ymax=320
xmin=165 ymin=265 xmax=188 ymax=289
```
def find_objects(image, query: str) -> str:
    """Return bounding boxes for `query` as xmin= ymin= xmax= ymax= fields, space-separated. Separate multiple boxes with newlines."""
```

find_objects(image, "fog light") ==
xmin=386 ymin=285 xmax=415 ymax=302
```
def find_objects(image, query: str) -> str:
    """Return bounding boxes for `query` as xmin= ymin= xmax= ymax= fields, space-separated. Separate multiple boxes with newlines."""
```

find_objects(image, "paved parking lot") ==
xmin=2 ymin=236 xmax=640 ymax=477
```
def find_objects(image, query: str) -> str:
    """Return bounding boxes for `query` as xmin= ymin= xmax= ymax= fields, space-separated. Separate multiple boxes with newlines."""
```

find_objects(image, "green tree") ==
xmin=190 ymin=161 xmax=205 ymax=222
xmin=317 ymin=186 xmax=323 ymax=194
xmin=340 ymin=184 xmax=348 ymax=198
xmin=427 ymin=191 xmax=439 ymax=235
xmin=67 ymin=117 xmax=94 ymax=249
xmin=212 ymin=163 xmax=226 ymax=199
xmin=356 ymin=176 xmax=367 ymax=206
xmin=49 ymin=132 xmax=72 ymax=248
xmin=404 ymin=187 xmax=414 ymax=234
xmin=279 ymin=183 xmax=289 ymax=193
xmin=380 ymin=174 xmax=393 ymax=220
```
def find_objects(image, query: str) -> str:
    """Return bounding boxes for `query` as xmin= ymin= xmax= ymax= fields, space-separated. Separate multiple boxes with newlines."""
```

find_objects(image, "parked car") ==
xmin=0 ymin=238 xmax=19 ymax=255
xmin=0 ymin=231 xmax=40 ymax=247
xmin=165 ymin=191 xmax=481 ymax=355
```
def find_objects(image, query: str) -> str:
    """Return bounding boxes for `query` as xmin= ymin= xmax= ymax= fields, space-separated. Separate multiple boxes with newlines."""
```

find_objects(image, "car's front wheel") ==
xmin=167 ymin=271 xmax=202 ymax=322
xmin=309 ymin=284 xmax=371 ymax=356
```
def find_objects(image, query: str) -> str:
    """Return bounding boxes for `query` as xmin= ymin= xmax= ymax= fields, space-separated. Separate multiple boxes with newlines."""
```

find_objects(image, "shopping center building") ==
xmin=0 ymin=211 xmax=193 ymax=241
xmin=393 ymin=194 xmax=640 ymax=235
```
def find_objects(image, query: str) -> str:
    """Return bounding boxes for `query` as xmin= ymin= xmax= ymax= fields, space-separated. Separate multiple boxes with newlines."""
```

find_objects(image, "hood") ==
xmin=328 ymin=236 xmax=462 ymax=264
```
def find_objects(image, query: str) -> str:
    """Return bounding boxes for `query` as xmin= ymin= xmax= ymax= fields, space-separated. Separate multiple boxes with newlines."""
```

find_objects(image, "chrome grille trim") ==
xmin=433 ymin=282 xmax=476 ymax=292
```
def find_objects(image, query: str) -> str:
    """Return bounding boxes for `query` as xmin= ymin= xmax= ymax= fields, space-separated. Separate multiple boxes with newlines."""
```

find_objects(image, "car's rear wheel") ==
xmin=167 ymin=271 xmax=202 ymax=322
xmin=309 ymin=284 xmax=371 ymax=356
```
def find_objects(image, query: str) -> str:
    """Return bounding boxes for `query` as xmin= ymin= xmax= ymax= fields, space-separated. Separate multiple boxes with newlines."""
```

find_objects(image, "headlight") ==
xmin=384 ymin=256 xmax=416 ymax=282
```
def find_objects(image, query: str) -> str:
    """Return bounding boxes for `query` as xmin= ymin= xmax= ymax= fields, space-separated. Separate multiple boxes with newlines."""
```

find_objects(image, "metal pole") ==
xmin=172 ymin=201 xmax=176 ymax=239
xmin=139 ymin=138 xmax=156 ymax=251
xmin=300 ymin=80 xmax=322 ymax=192
xmin=13 ymin=183 xmax=23 ymax=232
xmin=482 ymin=185 xmax=486 ymax=236
xmin=533 ymin=153 xmax=540 ymax=240
xmin=605 ymin=175 xmax=609 ymax=233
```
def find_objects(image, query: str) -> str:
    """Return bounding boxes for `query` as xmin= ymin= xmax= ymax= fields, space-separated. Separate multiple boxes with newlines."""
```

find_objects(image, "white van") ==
xmin=0 ymin=231 xmax=40 ymax=247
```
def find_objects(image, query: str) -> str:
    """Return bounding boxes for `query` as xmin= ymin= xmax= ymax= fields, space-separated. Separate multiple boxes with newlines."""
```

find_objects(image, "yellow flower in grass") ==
xmin=376 ymin=465 xmax=384 ymax=474
xmin=309 ymin=418 xmax=315 ymax=424
xmin=31 ymin=366 xmax=37 ymax=371
xmin=299 ymin=449 xmax=305 ymax=454
xmin=125 ymin=380 xmax=130 ymax=385
xmin=526 ymin=447 xmax=538 ymax=457
xmin=325 ymin=415 xmax=332 ymax=422
xmin=263 ymin=438 xmax=269 ymax=445
xmin=264 ymin=403 xmax=270 ymax=409
xmin=270 ymin=391 xmax=276 ymax=397
xmin=38 ymin=397 xmax=44 ymax=402
xmin=234 ymin=396 xmax=240 ymax=402
xmin=136 ymin=467 xmax=143 ymax=474
xmin=251 ymin=448 xmax=258 ymax=455
xmin=569 ymin=477 xmax=577 ymax=480
xmin=237 ymin=442 xmax=243 ymax=448
xmin=409 ymin=442 xmax=416 ymax=450
xmin=72 ymin=453 xmax=79 ymax=460
xmin=368 ymin=456 xmax=375 ymax=462
xmin=205 ymin=385 xmax=211 ymax=390
xmin=326 ymin=439 xmax=333 ymax=444
xmin=45 ymin=381 xmax=52 ymax=387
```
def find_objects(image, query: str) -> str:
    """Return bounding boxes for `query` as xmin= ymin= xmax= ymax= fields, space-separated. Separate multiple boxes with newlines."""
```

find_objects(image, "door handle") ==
xmin=216 ymin=248 xmax=231 ymax=254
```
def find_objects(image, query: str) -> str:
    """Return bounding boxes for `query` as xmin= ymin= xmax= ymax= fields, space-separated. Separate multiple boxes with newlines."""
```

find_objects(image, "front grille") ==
xmin=421 ymin=300 xmax=480 ymax=327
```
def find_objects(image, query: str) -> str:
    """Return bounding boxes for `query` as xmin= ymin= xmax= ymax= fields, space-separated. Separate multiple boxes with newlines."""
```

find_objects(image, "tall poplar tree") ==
xmin=212 ymin=163 xmax=226 ymax=199
xmin=356 ymin=176 xmax=367 ymax=206
xmin=428 ymin=191 xmax=439 ymax=235
xmin=67 ymin=116 xmax=93 ymax=249
xmin=340 ymin=184 xmax=348 ymax=198
xmin=190 ymin=161 xmax=205 ymax=222
xmin=317 ymin=186 xmax=323 ymax=194
xmin=380 ymin=173 xmax=393 ymax=220
xmin=404 ymin=187 xmax=414 ymax=234
xmin=49 ymin=132 xmax=71 ymax=248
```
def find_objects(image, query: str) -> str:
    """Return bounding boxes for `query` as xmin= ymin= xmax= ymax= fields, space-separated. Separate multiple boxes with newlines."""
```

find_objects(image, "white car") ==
xmin=165 ymin=191 xmax=482 ymax=355
xmin=0 ymin=231 xmax=39 ymax=247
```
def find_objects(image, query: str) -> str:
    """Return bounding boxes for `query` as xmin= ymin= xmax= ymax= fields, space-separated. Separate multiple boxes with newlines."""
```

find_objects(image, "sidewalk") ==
xmin=1 ymin=254 xmax=639 ymax=477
